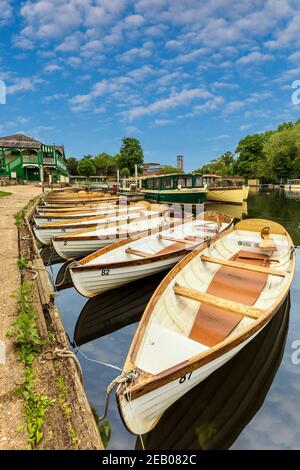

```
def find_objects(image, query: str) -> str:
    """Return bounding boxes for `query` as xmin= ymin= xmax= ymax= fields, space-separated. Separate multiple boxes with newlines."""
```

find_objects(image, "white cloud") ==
xmin=0 ymin=0 xmax=12 ymax=25
xmin=288 ymin=50 xmax=300 ymax=62
xmin=153 ymin=119 xmax=174 ymax=126
xmin=44 ymin=93 xmax=68 ymax=102
xmin=118 ymin=42 xmax=153 ymax=62
xmin=236 ymin=51 xmax=274 ymax=65
xmin=126 ymin=87 xmax=212 ymax=120
xmin=44 ymin=63 xmax=63 ymax=73
xmin=266 ymin=11 xmax=300 ymax=50
xmin=128 ymin=65 xmax=156 ymax=80
xmin=56 ymin=32 xmax=83 ymax=52
xmin=211 ymin=81 xmax=239 ymax=90
xmin=124 ymin=125 xmax=142 ymax=135
xmin=172 ymin=48 xmax=210 ymax=64
xmin=6 ymin=77 xmax=44 ymax=95
xmin=124 ymin=14 xmax=145 ymax=27
xmin=240 ymin=123 xmax=254 ymax=131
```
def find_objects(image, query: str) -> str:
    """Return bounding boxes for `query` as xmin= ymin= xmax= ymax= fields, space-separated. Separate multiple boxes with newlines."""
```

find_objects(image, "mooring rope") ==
xmin=98 ymin=370 xmax=140 ymax=422
xmin=39 ymin=347 xmax=84 ymax=383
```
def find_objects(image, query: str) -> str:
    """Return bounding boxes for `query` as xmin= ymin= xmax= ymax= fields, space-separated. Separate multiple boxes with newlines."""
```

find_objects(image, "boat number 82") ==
xmin=179 ymin=372 xmax=192 ymax=384
xmin=101 ymin=269 xmax=110 ymax=276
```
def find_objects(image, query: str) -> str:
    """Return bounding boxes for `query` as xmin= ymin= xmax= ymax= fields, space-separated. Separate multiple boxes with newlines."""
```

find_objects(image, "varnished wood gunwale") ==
xmin=36 ymin=210 xmax=167 ymax=231
xmin=116 ymin=219 xmax=295 ymax=402
xmin=69 ymin=212 xmax=229 ymax=269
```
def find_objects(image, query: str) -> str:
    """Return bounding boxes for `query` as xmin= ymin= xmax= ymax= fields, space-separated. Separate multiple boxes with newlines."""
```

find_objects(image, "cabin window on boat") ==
xmin=145 ymin=179 xmax=153 ymax=189
xmin=162 ymin=178 xmax=172 ymax=188
xmin=194 ymin=176 xmax=203 ymax=187
xmin=153 ymin=178 xmax=160 ymax=189
xmin=178 ymin=177 xmax=192 ymax=187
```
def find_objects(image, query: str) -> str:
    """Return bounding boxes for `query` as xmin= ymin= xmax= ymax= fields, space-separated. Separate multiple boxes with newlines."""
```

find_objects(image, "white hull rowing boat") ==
xmin=33 ymin=209 xmax=165 ymax=245
xmin=69 ymin=213 xmax=232 ymax=297
xmin=52 ymin=214 xmax=189 ymax=260
xmin=115 ymin=218 xmax=295 ymax=435
xmin=34 ymin=204 xmax=145 ymax=224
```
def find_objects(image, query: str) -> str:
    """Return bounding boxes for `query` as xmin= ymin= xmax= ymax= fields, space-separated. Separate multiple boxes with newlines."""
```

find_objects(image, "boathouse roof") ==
xmin=0 ymin=134 xmax=65 ymax=156
xmin=0 ymin=133 xmax=42 ymax=149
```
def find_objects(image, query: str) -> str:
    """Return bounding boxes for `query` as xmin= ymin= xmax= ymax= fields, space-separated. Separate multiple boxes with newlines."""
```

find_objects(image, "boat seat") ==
xmin=189 ymin=250 xmax=270 ymax=347
xmin=156 ymin=241 xmax=193 ymax=256
xmin=137 ymin=319 xmax=208 ymax=375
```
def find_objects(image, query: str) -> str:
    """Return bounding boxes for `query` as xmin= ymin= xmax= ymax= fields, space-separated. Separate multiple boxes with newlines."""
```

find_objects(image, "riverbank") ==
xmin=0 ymin=185 xmax=103 ymax=450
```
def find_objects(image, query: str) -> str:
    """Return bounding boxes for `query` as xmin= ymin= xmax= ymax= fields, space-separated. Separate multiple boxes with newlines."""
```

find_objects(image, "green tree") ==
xmin=118 ymin=137 xmax=144 ymax=174
xmin=235 ymin=134 xmax=266 ymax=179
xmin=161 ymin=165 xmax=183 ymax=174
xmin=264 ymin=122 xmax=300 ymax=180
xmin=66 ymin=157 xmax=78 ymax=175
xmin=193 ymin=151 xmax=236 ymax=176
xmin=77 ymin=158 xmax=96 ymax=178
xmin=94 ymin=152 xmax=117 ymax=176
xmin=120 ymin=167 xmax=130 ymax=178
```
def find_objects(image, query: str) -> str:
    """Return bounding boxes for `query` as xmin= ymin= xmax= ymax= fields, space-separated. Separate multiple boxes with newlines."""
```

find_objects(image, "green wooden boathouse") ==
xmin=0 ymin=134 xmax=69 ymax=183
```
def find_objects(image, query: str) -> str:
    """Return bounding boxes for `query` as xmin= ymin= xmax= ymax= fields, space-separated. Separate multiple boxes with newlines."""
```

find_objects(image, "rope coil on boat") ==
xmin=99 ymin=370 xmax=140 ymax=422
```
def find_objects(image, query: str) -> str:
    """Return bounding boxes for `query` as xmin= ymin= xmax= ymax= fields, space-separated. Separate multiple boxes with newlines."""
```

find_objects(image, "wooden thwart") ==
xmin=125 ymin=247 xmax=150 ymax=258
xmin=158 ymin=234 xmax=198 ymax=245
xmin=173 ymin=283 xmax=262 ymax=319
xmin=200 ymin=255 xmax=285 ymax=277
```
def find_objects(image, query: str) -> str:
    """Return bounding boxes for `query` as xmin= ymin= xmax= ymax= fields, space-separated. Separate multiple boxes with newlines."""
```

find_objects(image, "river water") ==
xmin=45 ymin=188 xmax=300 ymax=450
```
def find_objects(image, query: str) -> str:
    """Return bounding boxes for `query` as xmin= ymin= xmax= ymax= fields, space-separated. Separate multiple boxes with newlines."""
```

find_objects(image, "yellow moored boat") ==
xmin=207 ymin=186 xmax=249 ymax=205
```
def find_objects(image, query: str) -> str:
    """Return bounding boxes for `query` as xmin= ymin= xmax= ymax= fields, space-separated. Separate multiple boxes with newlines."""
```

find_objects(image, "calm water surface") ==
xmin=46 ymin=188 xmax=300 ymax=450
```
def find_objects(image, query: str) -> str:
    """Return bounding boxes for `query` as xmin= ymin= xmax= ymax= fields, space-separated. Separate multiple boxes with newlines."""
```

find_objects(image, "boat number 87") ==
xmin=101 ymin=269 xmax=110 ymax=276
xmin=179 ymin=372 xmax=192 ymax=384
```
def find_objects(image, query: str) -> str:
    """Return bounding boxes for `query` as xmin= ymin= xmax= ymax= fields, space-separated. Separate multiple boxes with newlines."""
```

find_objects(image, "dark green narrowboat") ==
xmin=141 ymin=173 xmax=207 ymax=204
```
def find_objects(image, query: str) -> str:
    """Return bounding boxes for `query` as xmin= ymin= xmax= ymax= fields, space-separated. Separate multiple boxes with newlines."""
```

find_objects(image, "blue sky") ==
xmin=1 ymin=0 xmax=300 ymax=171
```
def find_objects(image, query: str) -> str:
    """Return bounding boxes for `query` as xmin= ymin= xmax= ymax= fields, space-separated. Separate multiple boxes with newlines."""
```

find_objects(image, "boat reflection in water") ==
xmin=135 ymin=294 xmax=290 ymax=450
xmin=55 ymin=261 xmax=73 ymax=291
xmin=204 ymin=201 xmax=247 ymax=219
xmin=74 ymin=271 xmax=168 ymax=346
xmin=40 ymin=245 xmax=65 ymax=266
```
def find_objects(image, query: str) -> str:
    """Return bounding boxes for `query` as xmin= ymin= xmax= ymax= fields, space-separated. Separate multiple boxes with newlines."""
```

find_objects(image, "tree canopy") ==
xmin=77 ymin=158 xmax=96 ymax=177
xmin=94 ymin=152 xmax=117 ymax=176
xmin=120 ymin=167 xmax=130 ymax=178
xmin=193 ymin=151 xmax=235 ymax=176
xmin=66 ymin=157 xmax=78 ymax=176
xmin=192 ymin=119 xmax=300 ymax=182
xmin=161 ymin=165 xmax=183 ymax=174
xmin=118 ymin=137 xmax=144 ymax=175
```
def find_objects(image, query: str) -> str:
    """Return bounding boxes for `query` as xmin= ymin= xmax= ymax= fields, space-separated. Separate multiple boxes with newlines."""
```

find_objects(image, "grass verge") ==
xmin=8 ymin=282 xmax=52 ymax=449
xmin=0 ymin=190 xmax=12 ymax=197
xmin=14 ymin=196 xmax=39 ymax=226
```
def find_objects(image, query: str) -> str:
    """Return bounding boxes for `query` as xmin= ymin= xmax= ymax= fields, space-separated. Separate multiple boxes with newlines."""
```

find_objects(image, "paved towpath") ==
xmin=0 ymin=184 xmax=42 ymax=449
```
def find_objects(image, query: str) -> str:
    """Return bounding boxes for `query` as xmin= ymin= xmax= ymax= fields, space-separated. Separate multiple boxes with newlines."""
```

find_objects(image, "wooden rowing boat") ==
xmin=46 ymin=191 xmax=106 ymax=199
xmin=43 ymin=196 xmax=119 ymax=207
xmin=34 ymin=203 xmax=145 ymax=224
xmin=115 ymin=218 xmax=295 ymax=435
xmin=136 ymin=294 xmax=290 ymax=449
xmin=69 ymin=213 xmax=232 ymax=297
xmin=37 ymin=201 xmax=120 ymax=214
xmin=52 ymin=213 xmax=190 ymax=260
xmin=34 ymin=206 xmax=167 ymax=245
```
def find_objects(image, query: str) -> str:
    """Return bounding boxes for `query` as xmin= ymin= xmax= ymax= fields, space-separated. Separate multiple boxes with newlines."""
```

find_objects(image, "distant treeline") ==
xmin=194 ymin=119 xmax=300 ymax=182
xmin=66 ymin=137 xmax=145 ymax=178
